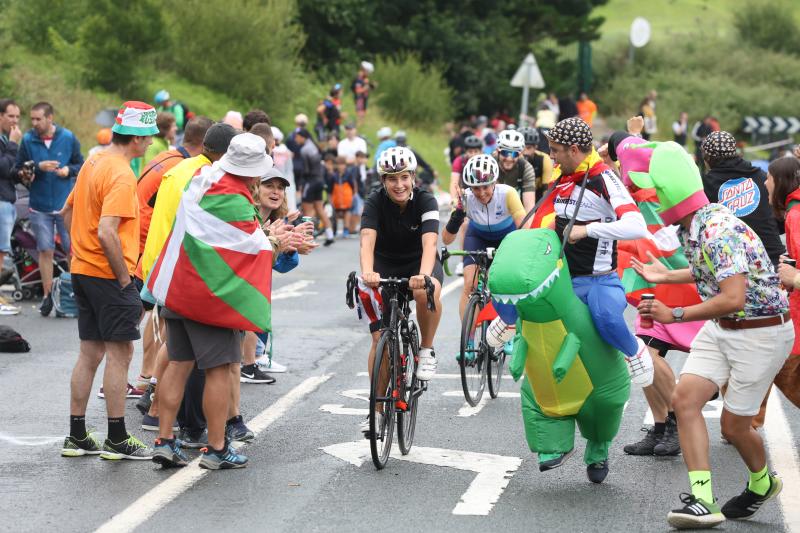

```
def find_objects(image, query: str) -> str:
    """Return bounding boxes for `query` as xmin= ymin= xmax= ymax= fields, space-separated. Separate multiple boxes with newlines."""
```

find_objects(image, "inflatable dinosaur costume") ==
xmin=488 ymin=228 xmax=630 ymax=480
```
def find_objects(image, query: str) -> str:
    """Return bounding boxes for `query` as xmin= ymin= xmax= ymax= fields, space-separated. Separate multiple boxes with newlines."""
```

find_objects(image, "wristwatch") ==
xmin=672 ymin=307 xmax=685 ymax=322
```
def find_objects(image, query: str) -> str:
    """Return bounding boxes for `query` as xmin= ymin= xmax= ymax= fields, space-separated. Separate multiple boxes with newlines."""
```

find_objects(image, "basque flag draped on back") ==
xmin=147 ymin=163 xmax=273 ymax=332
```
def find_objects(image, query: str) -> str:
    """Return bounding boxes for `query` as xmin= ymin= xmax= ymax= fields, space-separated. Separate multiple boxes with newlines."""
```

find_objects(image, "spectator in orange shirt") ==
xmin=576 ymin=92 xmax=598 ymax=127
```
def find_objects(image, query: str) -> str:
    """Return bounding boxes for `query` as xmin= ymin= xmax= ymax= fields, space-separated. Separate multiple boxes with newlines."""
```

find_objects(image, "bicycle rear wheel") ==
xmin=459 ymin=294 xmax=487 ymax=406
xmin=487 ymin=342 xmax=506 ymax=399
xmin=397 ymin=320 xmax=421 ymax=455
xmin=369 ymin=331 xmax=396 ymax=469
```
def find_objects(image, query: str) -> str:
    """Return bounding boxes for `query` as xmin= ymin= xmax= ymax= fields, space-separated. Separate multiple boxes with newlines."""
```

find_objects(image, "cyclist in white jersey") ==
xmin=443 ymin=154 xmax=525 ymax=317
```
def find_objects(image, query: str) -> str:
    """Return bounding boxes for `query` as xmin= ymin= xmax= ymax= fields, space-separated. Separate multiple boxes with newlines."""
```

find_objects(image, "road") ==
xmin=1 ymin=234 xmax=799 ymax=533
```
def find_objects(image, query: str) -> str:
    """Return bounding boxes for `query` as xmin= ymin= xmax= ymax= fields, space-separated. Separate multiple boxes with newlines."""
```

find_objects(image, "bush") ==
xmin=734 ymin=1 xmax=800 ymax=55
xmin=3 ymin=0 xmax=87 ymax=53
xmin=593 ymin=34 xmax=800 ymax=135
xmin=373 ymin=53 xmax=454 ymax=127
xmin=163 ymin=0 xmax=313 ymax=125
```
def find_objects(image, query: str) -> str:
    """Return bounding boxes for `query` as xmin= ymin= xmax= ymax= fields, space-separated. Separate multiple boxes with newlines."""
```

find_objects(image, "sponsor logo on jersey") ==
xmin=718 ymin=178 xmax=759 ymax=217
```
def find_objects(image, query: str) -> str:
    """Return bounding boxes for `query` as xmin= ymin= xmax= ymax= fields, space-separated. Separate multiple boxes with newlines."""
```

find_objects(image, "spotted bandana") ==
xmin=701 ymin=131 xmax=737 ymax=159
xmin=544 ymin=117 xmax=593 ymax=148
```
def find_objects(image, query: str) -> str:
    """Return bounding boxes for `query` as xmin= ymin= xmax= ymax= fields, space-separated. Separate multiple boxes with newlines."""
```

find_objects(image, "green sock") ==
xmin=748 ymin=465 xmax=770 ymax=496
xmin=688 ymin=470 xmax=713 ymax=502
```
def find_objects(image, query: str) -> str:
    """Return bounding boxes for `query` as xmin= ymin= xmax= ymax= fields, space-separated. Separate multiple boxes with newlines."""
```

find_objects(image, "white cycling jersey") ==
xmin=465 ymin=184 xmax=525 ymax=237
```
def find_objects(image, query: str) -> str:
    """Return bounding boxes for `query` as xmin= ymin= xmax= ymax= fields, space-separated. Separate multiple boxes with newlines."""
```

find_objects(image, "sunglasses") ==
xmin=499 ymin=149 xmax=520 ymax=159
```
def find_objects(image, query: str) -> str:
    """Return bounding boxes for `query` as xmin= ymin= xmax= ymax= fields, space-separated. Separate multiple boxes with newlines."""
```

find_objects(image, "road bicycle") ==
xmin=346 ymin=272 xmax=435 ymax=469
xmin=441 ymin=247 xmax=507 ymax=407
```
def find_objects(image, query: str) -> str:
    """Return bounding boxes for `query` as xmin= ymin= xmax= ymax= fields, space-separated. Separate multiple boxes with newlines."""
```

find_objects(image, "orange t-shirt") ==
xmin=67 ymin=152 xmax=139 ymax=279
xmin=577 ymin=99 xmax=597 ymax=127
xmin=137 ymin=149 xmax=186 ymax=254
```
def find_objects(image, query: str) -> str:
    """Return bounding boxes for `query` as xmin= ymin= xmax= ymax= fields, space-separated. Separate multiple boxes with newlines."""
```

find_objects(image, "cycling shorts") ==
xmin=462 ymin=224 xmax=514 ymax=268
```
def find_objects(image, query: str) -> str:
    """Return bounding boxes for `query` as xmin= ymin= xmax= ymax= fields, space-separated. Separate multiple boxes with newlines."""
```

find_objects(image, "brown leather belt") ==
xmin=716 ymin=312 xmax=791 ymax=330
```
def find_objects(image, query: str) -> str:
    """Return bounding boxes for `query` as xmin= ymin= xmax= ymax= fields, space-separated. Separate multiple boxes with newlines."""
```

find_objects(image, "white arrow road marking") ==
xmin=763 ymin=390 xmax=800 ymax=531
xmin=442 ymin=390 xmax=520 ymax=417
xmin=642 ymin=399 xmax=722 ymax=425
xmin=272 ymin=279 xmax=317 ymax=300
xmin=321 ymin=440 xmax=522 ymax=516
xmin=320 ymin=404 xmax=368 ymax=416
xmin=94 ymin=374 xmax=332 ymax=533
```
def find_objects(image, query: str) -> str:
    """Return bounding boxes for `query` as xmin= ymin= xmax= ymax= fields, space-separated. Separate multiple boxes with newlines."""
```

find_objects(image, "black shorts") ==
xmin=72 ymin=273 xmax=142 ymax=342
xmin=637 ymin=334 xmax=671 ymax=358
xmin=133 ymin=277 xmax=155 ymax=311
xmin=161 ymin=308 xmax=242 ymax=370
xmin=368 ymin=256 xmax=444 ymax=333
xmin=302 ymin=178 xmax=325 ymax=203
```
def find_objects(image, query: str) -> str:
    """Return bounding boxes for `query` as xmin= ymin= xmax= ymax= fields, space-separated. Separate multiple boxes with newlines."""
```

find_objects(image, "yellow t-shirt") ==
xmin=138 ymin=154 xmax=211 ymax=281
xmin=67 ymin=152 xmax=139 ymax=279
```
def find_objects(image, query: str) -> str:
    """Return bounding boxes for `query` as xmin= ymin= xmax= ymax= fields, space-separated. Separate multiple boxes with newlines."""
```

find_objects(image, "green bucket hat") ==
xmin=111 ymin=101 xmax=159 ymax=136
xmin=627 ymin=141 xmax=709 ymax=225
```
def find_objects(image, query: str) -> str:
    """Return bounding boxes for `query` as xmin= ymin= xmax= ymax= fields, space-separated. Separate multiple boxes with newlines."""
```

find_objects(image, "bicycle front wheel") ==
xmin=397 ymin=320 xmax=421 ymax=455
xmin=487 ymin=341 xmax=506 ymax=399
xmin=369 ymin=331 xmax=396 ymax=470
xmin=459 ymin=294 xmax=487 ymax=406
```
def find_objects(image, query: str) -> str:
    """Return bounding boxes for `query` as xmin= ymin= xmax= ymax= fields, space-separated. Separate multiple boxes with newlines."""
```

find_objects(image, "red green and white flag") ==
xmin=147 ymin=164 xmax=273 ymax=332
xmin=617 ymin=188 xmax=702 ymax=308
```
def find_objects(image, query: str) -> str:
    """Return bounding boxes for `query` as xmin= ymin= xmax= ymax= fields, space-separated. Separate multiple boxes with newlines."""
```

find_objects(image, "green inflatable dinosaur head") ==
xmin=489 ymin=229 xmax=572 ymax=322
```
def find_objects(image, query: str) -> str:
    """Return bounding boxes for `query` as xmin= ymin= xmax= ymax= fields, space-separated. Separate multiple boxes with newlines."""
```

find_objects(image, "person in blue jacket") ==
xmin=14 ymin=101 xmax=83 ymax=316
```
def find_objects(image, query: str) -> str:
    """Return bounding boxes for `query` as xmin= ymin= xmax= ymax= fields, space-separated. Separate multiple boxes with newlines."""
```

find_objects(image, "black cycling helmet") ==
xmin=464 ymin=135 xmax=482 ymax=149
xmin=519 ymin=126 xmax=540 ymax=147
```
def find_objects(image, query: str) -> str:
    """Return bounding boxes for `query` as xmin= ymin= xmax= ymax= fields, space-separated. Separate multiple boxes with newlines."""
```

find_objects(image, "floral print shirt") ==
xmin=679 ymin=203 xmax=788 ymax=318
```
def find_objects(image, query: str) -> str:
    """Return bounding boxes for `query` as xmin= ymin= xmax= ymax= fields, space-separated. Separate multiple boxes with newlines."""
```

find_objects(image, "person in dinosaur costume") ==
xmin=489 ymin=228 xmax=631 ymax=484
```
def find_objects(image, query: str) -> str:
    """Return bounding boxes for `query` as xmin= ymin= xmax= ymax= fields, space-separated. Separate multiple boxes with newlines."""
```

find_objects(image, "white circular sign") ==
xmin=630 ymin=17 xmax=651 ymax=48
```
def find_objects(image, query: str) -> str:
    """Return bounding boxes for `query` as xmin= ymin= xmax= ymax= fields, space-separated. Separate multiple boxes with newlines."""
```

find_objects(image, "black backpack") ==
xmin=0 ymin=325 xmax=30 ymax=353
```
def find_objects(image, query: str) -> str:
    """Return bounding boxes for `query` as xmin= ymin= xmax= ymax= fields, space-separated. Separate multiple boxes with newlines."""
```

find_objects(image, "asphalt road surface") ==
xmin=1 ymin=234 xmax=799 ymax=533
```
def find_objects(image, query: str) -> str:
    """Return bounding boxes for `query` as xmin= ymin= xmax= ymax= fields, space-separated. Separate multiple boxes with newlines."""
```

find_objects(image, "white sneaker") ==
xmin=417 ymin=348 xmax=437 ymax=381
xmin=625 ymin=339 xmax=654 ymax=387
xmin=0 ymin=303 xmax=20 ymax=315
xmin=486 ymin=317 xmax=515 ymax=349
xmin=360 ymin=412 xmax=384 ymax=438
xmin=455 ymin=262 xmax=464 ymax=277
xmin=256 ymin=358 xmax=287 ymax=373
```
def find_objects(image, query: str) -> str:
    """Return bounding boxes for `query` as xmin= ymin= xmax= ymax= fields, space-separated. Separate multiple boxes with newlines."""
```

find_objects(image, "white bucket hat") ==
xmin=219 ymin=133 xmax=273 ymax=178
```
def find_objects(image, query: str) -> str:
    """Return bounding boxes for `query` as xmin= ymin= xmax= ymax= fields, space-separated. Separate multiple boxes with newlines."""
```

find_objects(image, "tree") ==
xmin=296 ymin=0 xmax=607 ymax=115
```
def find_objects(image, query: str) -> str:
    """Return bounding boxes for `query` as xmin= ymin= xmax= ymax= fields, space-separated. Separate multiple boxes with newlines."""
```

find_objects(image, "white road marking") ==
xmin=356 ymin=371 xmax=513 ymax=380
xmin=319 ymin=404 xmax=368 ymax=416
xmin=340 ymin=389 xmax=369 ymax=402
xmin=0 ymin=432 xmax=64 ymax=446
xmin=94 ymin=374 xmax=332 ymax=533
xmin=320 ymin=440 xmax=521 ymax=516
xmin=642 ymin=400 xmax=723 ymax=425
xmin=763 ymin=390 xmax=800 ymax=532
xmin=441 ymin=390 xmax=520 ymax=417
xmin=272 ymin=279 xmax=317 ymax=300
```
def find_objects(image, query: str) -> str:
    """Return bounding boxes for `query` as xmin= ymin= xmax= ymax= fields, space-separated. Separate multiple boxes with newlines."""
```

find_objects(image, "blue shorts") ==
xmin=350 ymin=193 xmax=364 ymax=215
xmin=29 ymin=210 xmax=70 ymax=252
xmin=0 ymin=200 xmax=15 ymax=253
xmin=462 ymin=224 xmax=514 ymax=267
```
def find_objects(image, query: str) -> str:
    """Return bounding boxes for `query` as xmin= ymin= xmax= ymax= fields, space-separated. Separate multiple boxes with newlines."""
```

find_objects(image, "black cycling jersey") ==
xmin=361 ymin=187 xmax=440 ymax=263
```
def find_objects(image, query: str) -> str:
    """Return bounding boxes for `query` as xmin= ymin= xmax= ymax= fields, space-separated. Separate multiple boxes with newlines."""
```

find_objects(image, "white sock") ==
xmin=325 ymin=228 xmax=334 ymax=239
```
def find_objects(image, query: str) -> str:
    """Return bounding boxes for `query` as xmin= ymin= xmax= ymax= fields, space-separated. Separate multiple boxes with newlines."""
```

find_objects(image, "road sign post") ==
xmin=510 ymin=53 xmax=545 ymax=126
xmin=629 ymin=17 xmax=651 ymax=64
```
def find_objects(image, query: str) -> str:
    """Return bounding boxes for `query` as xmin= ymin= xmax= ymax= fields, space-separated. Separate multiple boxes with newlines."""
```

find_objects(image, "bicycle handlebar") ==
xmin=440 ymin=246 xmax=495 ymax=277
xmin=346 ymin=271 xmax=436 ymax=312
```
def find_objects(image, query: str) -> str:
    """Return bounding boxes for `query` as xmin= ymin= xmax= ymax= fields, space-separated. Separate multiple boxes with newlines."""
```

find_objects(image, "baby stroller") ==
xmin=7 ymin=217 xmax=69 ymax=302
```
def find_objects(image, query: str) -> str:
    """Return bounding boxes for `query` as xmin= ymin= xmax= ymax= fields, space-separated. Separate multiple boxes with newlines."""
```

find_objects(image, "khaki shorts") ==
xmin=682 ymin=320 xmax=793 ymax=416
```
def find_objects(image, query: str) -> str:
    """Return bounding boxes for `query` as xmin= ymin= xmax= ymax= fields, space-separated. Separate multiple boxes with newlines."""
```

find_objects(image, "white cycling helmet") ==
xmin=462 ymin=154 xmax=499 ymax=187
xmin=497 ymin=129 xmax=525 ymax=152
xmin=377 ymin=146 xmax=417 ymax=176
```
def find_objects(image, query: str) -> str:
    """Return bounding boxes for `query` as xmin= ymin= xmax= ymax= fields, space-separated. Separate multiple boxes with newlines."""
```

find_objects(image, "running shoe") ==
xmin=538 ymin=449 xmax=575 ymax=472
xmin=721 ymin=474 xmax=782 ymax=520
xmin=39 ymin=294 xmax=53 ymax=316
xmin=199 ymin=444 xmax=248 ymax=470
xmin=152 ymin=438 xmax=189 ymax=468
xmin=587 ymin=460 xmax=609 ymax=484
xmin=225 ymin=418 xmax=254 ymax=442
xmin=417 ymin=348 xmax=437 ymax=381
xmin=654 ymin=418 xmax=681 ymax=456
xmin=178 ymin=428 xmax=208 ymax=449
xmin=61 ymin=431 xmax=103 ymax=457
xmin=141 ymin=414 xmax=178 ymax=432
xmin=623 ymin=427 xmax=661 ymax=456
xmin=100 ymin=434 xmax=152 ymax=460
xmin=97 ymin=383 xmax=145 ymax=399
xmin=667 ymin=493 xmax=725 ymax=529
xmin=256 ymin=357 xmax=287 ymax=373
xmin=240 ymin=364 xmax=276 ymax=384
xmin=0 ymin=303 xmax=20 ymax=315
xmin=360 ymin=412 xmax=384 ymax=439
xmin=135 ymin=383 xmax=155 ymax=415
